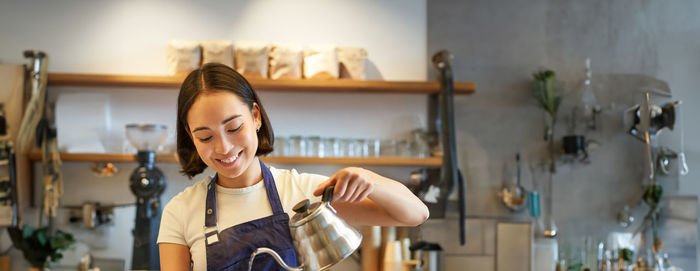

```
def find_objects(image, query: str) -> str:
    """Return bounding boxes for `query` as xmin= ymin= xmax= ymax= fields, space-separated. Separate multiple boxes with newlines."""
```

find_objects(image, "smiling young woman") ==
xmin=157 ymin=63 xmax=429 ymax=271
xmin=186 ymin=91 xmax=264 ymax=188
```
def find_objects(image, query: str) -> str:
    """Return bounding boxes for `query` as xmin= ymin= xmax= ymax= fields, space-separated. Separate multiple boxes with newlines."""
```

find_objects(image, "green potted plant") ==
xmin=530 ymin=69 xmax=563 ymax=239
xmin=531 ymin=69 xmax=562 ymax=171
xmin=7 ymin=225 xmax=75 ymax=271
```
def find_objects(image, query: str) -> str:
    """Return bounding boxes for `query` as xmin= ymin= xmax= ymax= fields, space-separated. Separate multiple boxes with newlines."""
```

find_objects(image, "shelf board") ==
xmin=28 ymin=152 xmax=179 ymax=163
xmin=28 ymin=152 xmax=442 ymax=166
xmin=262 ymin=156 xmax=442 ymax=166
xmin=47 ymin=73 xmax=475 ymax=94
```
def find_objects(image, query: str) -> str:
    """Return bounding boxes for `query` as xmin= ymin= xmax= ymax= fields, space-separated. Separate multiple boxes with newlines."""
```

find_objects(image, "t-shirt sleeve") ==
xmin=157 ymin=197 xmax=187 ymax=245
xmin=293 ymin=171 xmax=329 ymax=202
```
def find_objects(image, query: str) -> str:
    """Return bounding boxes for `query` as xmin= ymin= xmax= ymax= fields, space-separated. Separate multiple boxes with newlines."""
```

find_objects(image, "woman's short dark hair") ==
xmin=176 ymin=63 xmax=274 ymax=178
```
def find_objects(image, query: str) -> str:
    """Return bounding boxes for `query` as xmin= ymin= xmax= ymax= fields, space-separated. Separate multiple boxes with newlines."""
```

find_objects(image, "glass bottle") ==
xmin=531 ymin=160 xmax=558 ymax=238
xmin=577 ymin=57 xmax=601 ymax=133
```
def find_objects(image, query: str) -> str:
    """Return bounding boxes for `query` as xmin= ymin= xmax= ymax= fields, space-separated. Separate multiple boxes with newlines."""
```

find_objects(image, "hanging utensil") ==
xmin=640 ymin=92 xmax=654 ymax=182
xmin=499 ymin=153 xmax=527 ymax=211
xmin=17 ymin=50 xmax=48 ymax=152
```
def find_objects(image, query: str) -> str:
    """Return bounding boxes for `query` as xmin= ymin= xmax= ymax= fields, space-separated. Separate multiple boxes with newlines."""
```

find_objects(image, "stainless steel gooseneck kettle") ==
xmin=248 ymin=186 xmax=363 ymax=271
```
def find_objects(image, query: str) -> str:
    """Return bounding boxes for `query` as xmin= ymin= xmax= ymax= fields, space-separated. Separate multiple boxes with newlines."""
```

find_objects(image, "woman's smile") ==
xmin=216 ymin=150 xmax=242 ymax=167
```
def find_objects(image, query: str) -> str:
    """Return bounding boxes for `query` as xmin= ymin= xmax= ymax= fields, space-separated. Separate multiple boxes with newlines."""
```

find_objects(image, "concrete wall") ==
xmin=424 ymin=0 xmax=700 ymax=269
xmin=0 ymin=1 xmax=428 ymax=270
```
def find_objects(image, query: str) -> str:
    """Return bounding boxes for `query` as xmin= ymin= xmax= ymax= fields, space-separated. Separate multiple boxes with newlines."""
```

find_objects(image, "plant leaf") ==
xmin=22 ymin=225 xmax=34 ymax=239
xmin=37 ymin=231 xmax=47 ymax=246
xmin=51 ymin=252 xmax=63 ymax=262
xmin=531 ymin=69 xmax=561 ymax=118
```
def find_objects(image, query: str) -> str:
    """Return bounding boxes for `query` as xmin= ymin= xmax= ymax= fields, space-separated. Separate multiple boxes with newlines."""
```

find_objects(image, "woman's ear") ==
xmin=252 ymin=102 xmax=262 ymax=128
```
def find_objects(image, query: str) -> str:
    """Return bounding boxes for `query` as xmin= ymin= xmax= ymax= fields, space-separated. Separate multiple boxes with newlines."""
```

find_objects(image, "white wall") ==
xmin=0 ymin=1 xmax=429 ymax=270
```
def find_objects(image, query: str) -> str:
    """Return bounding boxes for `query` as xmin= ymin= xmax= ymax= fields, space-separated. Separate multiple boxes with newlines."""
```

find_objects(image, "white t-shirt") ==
xmin=156 ymin=166 xmax=328 ymax=271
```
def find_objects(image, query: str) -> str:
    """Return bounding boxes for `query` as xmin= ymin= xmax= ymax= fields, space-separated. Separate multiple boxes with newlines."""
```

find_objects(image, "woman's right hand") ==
xmin=313 ymin=167 xmax=375 ymax=203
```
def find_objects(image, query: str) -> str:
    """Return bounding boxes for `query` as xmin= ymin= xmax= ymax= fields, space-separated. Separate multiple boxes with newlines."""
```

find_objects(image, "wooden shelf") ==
xmin=42 ymin=73 xmax=460 ymax=167
xmin=28 ymin=152 xmax=442 ymax=166
xmin=262 ymin=156 xmax=442 ymax=166
xmin=47 ymin=73 xmax=475 ymax=94
xmin=28 ymin=152 xmax=179 ymax=163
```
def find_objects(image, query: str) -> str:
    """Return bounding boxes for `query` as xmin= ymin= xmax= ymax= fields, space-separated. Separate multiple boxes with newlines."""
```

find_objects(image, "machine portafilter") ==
xmin=125 ymin=124 xmax=167 ymax=270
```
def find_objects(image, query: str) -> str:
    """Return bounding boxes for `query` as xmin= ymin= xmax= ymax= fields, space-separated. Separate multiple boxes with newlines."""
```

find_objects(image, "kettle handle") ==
xmin=322 ymin=185 xmax=334 ymax=202
xmin=249 ymin=247 xmax=303 ymax=271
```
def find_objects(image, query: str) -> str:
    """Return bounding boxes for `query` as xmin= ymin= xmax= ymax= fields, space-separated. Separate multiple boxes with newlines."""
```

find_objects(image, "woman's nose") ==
xmin=214 ymin=136 xmax=234 ymax=155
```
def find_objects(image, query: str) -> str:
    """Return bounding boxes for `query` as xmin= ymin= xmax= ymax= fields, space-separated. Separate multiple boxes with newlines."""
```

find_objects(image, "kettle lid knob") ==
xmin=322 ymin=186 xmax=335 ymax=203
xmin=293 ymin=199 xmax=310 ymax=214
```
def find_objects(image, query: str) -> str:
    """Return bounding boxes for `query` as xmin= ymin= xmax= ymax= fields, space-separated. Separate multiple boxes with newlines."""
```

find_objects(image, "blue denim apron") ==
xmin=204 ymin=160 xmax=298 ymax=271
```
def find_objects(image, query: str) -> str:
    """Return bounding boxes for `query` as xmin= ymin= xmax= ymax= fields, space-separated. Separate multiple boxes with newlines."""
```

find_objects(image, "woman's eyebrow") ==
xmin=221 ymin=115 xmax=242 ymax=125
xmin=191 ymin=115 xmax=242 ymax=133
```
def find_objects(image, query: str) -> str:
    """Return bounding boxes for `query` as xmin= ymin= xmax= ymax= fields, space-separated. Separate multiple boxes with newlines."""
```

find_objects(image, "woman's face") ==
xmin=186 ymin=91 xmax=261 ymax=181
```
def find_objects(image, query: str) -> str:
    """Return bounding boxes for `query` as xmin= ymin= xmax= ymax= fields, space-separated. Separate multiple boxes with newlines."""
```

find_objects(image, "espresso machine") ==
xmin=125 ymin=124 xmax=167 ymax=270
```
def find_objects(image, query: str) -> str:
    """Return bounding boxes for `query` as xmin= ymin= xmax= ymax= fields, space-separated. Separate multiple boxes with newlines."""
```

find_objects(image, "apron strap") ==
xmin=204 ymin=175 xmax=218 ymax=227
xmin=259 ymin=160 xmax=285 ymax=215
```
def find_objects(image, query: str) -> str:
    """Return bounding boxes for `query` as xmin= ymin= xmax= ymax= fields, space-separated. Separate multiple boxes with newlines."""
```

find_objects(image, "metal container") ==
xmin=410 ymin=241 xmax=444 ymax=271
xmin=249 ymin=186 xmax=362 ymax=271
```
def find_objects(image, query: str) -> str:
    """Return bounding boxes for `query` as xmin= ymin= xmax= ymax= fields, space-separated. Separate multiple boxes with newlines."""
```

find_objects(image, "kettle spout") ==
xmin=249 ymin=247 xmax=303 ymax=271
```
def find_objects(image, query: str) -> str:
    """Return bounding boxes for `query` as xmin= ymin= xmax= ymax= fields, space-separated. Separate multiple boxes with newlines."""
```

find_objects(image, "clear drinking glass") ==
xmin=410 ymin=129 xmax=430 ymax=157
xmin=397 ymin=139 xmax=412 ymax=157
xmin=288 ymin=135 xmax=305 ymax=156
xmin=336 ymin=138 xmax=348 ymax=157
xmin=319 ymin=137 xmax=333 ymax=157
xmin=273 ymin=136 xmax=286 ymax=156
xmin=348 ymin=139 xmax=362 ymax=157
xmin=358 ymin=139 xmax=369 ymax=157
xmin=368 ymin=139 xmax=381 ymax=157
xmin=380 ymin=139 xmax=397 ymax=157
xmin=306 ymin=136 xmax=320 ymax=157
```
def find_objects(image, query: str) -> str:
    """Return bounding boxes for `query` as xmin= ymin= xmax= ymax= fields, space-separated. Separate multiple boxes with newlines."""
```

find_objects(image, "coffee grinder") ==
xmin=125 ymin=124 xmax=167 ymax=270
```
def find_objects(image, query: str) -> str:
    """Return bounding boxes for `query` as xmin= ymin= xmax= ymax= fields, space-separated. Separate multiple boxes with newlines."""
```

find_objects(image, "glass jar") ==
xmin=396 ymin=139 xmax=412 ymax=157
xmin=368 ymin=139 xmax=381 ymax=157
xmin=287 ymin=135 xmax=305 ymax=156
xmin=319 ymin=137 xmax=333 ymax=158
xmin=530 ymin=160 xmax=557 ymax=238
xmin=348 ymin=139 xmax=362 ymax=157
xmin=410 ymin=129 xmax=430 ymax=157
xmin=358 ymin=139 xmax=369 ymax=157
xmin=273 ymin=136 xmax=286 ymax=156
xmin=336 ymin=138 xmax=348 ymax=157
xmin=306 ymin=136 xmax=320 ymax=157
xmin=380 ymin=139 xmax=397 ymax=157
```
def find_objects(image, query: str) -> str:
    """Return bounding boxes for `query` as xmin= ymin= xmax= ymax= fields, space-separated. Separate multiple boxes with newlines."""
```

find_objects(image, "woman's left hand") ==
xmin=313 ymin=167 xmax=375 ymax=203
